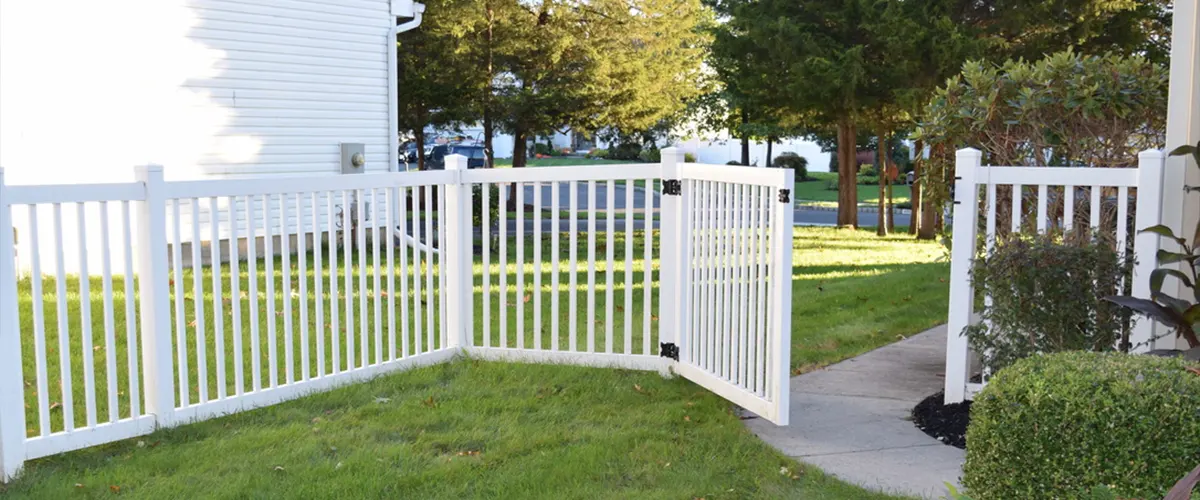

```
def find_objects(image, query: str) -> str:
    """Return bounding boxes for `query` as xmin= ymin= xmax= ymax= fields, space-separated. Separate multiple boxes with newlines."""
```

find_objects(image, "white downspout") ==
xmin=388 ymin=2 xmax=425 ymax=238
xmin=389 ymin=3 xmax=425 ymax=175
xmin=397 ymin=3 xmax=425 ymax=33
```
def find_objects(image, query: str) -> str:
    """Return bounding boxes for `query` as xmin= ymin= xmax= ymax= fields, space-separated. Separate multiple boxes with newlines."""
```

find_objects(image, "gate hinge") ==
xmin=663 ymin=180 xmax=682 ymax=196
xmin=659 ymin=342 xmax=679 ymax=360
xmin=778 ymin=189 xmax=791 ymax=203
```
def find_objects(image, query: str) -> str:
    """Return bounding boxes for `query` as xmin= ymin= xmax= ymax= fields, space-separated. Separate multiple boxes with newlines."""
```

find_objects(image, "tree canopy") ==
xmin=703 ymin=0 xmax=1170 ymax=229
xmin=397 ymin=0 xmax=710 ymax=169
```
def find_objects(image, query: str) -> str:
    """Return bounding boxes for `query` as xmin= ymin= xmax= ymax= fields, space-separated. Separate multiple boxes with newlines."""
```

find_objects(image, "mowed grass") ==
xmin=787 ymin=227 xmax=948 ymax=373
xmin=3 ymin=227 xmax=947 ymax=499
xmin=2 ymin=361 xmax=901 ymax=500
xmin=794 ymin=172 xmax=912 ymax=208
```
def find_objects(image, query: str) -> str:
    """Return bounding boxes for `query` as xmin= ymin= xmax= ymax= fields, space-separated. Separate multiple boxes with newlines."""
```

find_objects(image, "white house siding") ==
xmin=186 ymin=0 xmax=394 ymax=177
xmin=0 ymin=0 xmax=398 ymax=273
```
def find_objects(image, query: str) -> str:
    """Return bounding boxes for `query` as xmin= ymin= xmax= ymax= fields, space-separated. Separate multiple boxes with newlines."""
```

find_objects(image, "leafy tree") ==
xmin=400 ymin=0 xmax=709 ymax=175
xmin=489 ymin=0 xmax=709 ymax=171
xmin=962 ymin=0 xmax=1172 ymax=64
xmin=396 ymin=6 xmax=477 ymax=170
xmin=708 ymin=0 xmax=1168 ymax=229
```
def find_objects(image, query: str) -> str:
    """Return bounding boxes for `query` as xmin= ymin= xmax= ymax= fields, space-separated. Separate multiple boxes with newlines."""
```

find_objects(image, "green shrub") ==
xmin=684 ymin=152 xmax=697 ymax=163
xmin=471 ymin=184 xmax=501 ymax=228
xmin=772 ymin=152 xmax=808 ymax=180
xmin=604 ymin=143 xmax=641 ymax=161
xmin=586 ymin=148 xmax=608 ymax=159
xmin=917 ymin=50 xmax=1168 ymax=169
xmin=638 ymin=148 xmax=661 ymax=163
xmin=726 ymin=160 xmax=743 ymax=165
xmin=947 ymin=483 xmax=1125 ymax=500
xmin=855 ymin=164 xmax=879 ymax=185
xmin=824 ymin=179 xmax=838 ymax=191
xmin=533 ymin=143 xmax=554 ymax=156
xmin=963 ymin=352 xmax=1200 ymax=499
xmin=965 ymin=231 xmax=1133 ymax=373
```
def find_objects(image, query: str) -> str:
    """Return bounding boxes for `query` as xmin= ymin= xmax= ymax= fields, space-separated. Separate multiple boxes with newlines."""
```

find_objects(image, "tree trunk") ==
xmin=483 ymin=7 xmax=495 ymax=169
xmin=513 ymin=130 xmax=527 ymax=168
xmin=917 ymin=143 xmax=940 ymax=240
xmin=415 ymin=131 xmax=426 ymax=171
xmin=877 ymin=131 xmax=888 ymax=236
xmin=836 ymin=122 xmax=858 ymax=227
xmin=483 ymin=111 xmax=495 ymax=169
xmin=909 ymin=139 xmax=923 ymax=235
xmin=886 ymin=170 xmax=895 ymax=232
xmin=740 ymin=110 xmax=750 ymax=166
xmin=510 ymin=129 xmax=527 ymax=210
xmin=765 ymin=138 xmax=773 ymax=168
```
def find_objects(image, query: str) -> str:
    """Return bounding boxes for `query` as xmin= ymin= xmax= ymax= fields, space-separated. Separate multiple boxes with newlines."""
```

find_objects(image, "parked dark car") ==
xmin=424 ymin=145 xmax=487 ymax=170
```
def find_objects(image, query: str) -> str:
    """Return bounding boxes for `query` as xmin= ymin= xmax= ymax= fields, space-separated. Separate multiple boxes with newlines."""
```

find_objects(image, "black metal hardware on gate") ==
xmin=778 ymin=189 xmax=791 ymax=203
xmin=663 ymin=180 xmax=682 ymax=196
xmin=659 ymin=342 xmax=679 ymax=360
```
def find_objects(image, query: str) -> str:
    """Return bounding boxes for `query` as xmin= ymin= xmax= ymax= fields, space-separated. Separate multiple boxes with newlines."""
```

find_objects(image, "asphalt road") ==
xmin=493 ymin=207 xmax=912 ymax=232
xmin=504 ymin=182 xmax=911 ymax=229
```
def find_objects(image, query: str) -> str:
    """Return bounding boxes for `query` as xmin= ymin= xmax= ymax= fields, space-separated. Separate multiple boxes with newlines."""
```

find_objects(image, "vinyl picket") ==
xmin=944 ymin=149 xmax=1163 ymax=404
xmin=1 ymin=153 xmax=797 ymax=479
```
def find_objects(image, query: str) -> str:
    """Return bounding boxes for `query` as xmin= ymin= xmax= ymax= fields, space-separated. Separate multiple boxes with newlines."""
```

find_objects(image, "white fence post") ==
xmin=443 ymin=155 xmax=470 ymax=350
xmin=1130 ymin=149 xmax=1166 ymax=352
xmin=0 ymin=167 xmax=28 ymax=481
xmin=944 ymin=148 xmax=982 ymax=404
xmin=659 ymin=148 xmax=685 ymax=360
xmin=769 ymin=168 xmax=795 ymax=425
xmin=134 ymin=165 xmax=176 ymax=427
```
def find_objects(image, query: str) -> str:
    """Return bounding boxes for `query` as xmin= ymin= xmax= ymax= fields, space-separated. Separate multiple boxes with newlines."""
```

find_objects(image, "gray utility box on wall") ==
xmin=340 ymin=143 xmax=366 ymax=174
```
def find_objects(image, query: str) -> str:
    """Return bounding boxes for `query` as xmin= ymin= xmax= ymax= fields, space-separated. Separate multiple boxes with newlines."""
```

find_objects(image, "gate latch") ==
xmin=659 ymin=342 xmax=679 ymax=360
xmin=663 ymin=180 xmax=682 ymax=196
xmin=778 ymin=189 xmax=791 ymax=203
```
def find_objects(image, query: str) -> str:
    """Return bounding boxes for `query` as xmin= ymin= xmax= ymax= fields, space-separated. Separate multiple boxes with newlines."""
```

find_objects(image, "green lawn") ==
xmin=794 ymin=172 xmax=912 ymax=208
xmin=3 ymin=227 xmax=946 ymax=499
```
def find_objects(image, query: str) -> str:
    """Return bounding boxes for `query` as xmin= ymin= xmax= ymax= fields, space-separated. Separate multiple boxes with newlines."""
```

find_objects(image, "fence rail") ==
xmin=944 ymin=148 xmax=1167 ymax=403
xmin=0 ymin=148 xmax=794 ymax=480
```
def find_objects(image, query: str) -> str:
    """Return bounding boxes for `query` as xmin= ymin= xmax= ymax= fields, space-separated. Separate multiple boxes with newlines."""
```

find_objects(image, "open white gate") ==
xmin=670 ymin=162 xmax=794 ymax=425
xmin=459 ymin=151 xmax=794 ymax=425
xmin=0 ymin=148 xmax=794 ymax=479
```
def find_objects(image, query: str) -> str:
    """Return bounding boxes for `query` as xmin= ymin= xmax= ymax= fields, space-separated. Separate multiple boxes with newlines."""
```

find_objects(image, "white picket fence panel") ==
xmin=0 ymin=148 xmax=794 ymax=480
xmin=944 ymin=148 xmax=1168 ymax=404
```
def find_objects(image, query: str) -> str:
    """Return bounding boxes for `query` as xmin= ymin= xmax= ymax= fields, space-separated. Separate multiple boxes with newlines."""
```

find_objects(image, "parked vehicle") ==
xmin=424 ymin=145 xmax=487 ymax=169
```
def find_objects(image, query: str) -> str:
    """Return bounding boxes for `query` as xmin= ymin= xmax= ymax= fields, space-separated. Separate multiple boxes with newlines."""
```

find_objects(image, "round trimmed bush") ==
xmin=963 ymin=352 xmax=1200 ymax=499
xmin=603 ymin=143 xmax=641 ymax=161
xmin=638 ymin=148 xmax=661 ymax=163
xmin=772 ymin=152 xmax=808 ymax=180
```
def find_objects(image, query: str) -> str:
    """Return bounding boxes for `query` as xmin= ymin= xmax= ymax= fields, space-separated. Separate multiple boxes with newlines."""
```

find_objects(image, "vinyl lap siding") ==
xmin=186 ymin=0 xmax=394 ymax=177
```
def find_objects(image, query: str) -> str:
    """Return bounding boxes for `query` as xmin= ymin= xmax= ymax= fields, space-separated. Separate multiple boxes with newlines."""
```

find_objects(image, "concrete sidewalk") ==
xmin=745 ymin=325 xmax=964 ymax=499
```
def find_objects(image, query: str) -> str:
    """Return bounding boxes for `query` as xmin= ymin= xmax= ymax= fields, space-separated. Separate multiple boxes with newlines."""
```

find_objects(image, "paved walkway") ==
xmin=745 ymin=325 xmax=964 ymax=499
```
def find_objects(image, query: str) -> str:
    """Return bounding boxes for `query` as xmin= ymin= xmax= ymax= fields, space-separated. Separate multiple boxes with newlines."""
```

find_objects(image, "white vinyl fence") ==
xmin=944 ymin=148 xmax=1168 ymax=403
xmin=0 ymin=148 xmax=794 ymax=480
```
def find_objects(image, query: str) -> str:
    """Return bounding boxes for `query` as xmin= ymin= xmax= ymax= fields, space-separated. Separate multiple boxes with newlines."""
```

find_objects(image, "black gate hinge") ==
xmin=778 ymin=189 xmax=791 ymax=203
xmin=659 ymin=342 xmax=679 ymax=360
xmin=663 ymin=180 xmax=682 ymax=196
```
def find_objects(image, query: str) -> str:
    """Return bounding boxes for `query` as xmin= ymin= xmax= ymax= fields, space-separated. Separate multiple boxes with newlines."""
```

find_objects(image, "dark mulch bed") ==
xmin=912 ymin=391 xmax=972 ymax=449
